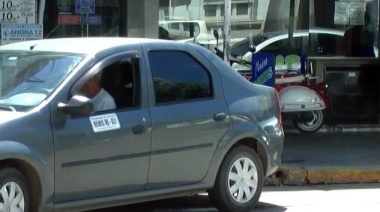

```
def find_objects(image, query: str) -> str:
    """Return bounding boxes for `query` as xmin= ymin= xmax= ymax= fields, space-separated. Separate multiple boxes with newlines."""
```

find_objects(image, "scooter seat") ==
xmin=275 ymin=73 xmax=305 ymax=84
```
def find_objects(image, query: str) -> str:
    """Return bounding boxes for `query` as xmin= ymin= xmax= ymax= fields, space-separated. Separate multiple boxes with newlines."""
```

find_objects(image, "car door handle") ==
xmin=213 ymin=112 xmax=227 ymax=121
xmin=132 ymin=124 xmax=147 ymax=134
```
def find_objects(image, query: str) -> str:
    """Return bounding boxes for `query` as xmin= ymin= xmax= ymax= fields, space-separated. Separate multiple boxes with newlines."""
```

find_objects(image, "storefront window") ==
xmin=159 ymin=0 xmax=263 ymax=49
xmin=158 ymin=0 xmax=378 ymax=59
xmin=311 ymin=0 xmax=379 ymax=58
xmin=44 ymin=0 xmax=126 ymax=38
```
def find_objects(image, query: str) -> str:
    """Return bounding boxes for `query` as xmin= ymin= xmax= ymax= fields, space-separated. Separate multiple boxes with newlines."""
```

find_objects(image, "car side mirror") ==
xmin=57 ymin=95 xmax=95 ymax=116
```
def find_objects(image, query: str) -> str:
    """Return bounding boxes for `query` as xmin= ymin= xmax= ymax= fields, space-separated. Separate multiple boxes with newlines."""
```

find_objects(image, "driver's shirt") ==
xmin=92 ymin=88 xmax=116 ymax=111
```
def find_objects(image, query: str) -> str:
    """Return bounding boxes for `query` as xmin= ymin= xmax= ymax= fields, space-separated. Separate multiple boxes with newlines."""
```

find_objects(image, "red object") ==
xmin=58 ymin=15 xmax=82 ymax=25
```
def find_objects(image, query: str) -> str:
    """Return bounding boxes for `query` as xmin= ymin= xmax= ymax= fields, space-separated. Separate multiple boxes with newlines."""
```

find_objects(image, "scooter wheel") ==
xmin=293 ymin=110 xmax=324 ymax=133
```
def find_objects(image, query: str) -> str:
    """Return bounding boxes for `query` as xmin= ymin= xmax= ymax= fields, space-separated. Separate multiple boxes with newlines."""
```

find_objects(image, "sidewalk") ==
xmin=266 ymin=131 xmax=380 ymax=186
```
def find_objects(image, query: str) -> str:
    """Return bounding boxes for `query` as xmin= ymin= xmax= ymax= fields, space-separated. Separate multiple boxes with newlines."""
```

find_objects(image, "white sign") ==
xmin=0 ymin=0 xmax=36 ymax=24
xmin=334 ymin=2 xmax=349 ymax=25
xmin=90 ymin=113 xmax=121 ymax=133
xmin=349 ymin=2 xmax=365 ymax=25
xmin=1 ymin=24 xmax=43 ymax=45
xmin=334 ymin=2 xmax=365 ymax=25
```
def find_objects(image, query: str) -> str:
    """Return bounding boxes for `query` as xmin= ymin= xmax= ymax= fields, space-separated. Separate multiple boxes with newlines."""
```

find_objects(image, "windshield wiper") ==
xmin=0 ymin=104 xmax=16 ymax=112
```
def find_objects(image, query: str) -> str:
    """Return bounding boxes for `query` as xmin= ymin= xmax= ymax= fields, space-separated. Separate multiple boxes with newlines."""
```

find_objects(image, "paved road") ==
xmin=86 ymin=132 xmax=380 ymax=211
xmin=88 ymin=183 xmax=380 ymax=212
xmin=281 ymin=132 xmax=380 ymax=167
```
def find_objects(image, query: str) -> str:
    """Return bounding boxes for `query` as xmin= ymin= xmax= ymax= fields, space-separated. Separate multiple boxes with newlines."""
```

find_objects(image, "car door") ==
xmin=51 ymin=50 xmax=152 ymax=203
xmin=143 ymin=44 xmax=230 ymax=189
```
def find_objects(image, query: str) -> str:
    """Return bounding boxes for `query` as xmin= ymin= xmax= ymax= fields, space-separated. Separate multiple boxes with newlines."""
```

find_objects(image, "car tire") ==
xmin=293 ymin=109 xmax=324 ymax=134
xmin=208 ymin=146 xmax=264 ymax=212
xmin=0 ymin=167 xmax=30 ymax=212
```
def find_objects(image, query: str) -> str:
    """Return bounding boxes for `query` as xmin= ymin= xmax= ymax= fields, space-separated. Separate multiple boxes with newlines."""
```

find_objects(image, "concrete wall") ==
xmin=263 ymin=0 xmax=300 ymax=32
xmin=127 ymin=0 xmax=159 ymax=38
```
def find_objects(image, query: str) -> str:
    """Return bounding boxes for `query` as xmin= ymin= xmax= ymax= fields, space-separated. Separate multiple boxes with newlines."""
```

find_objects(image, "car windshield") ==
xmin=0 ymin=51 xmax=84 ymax=112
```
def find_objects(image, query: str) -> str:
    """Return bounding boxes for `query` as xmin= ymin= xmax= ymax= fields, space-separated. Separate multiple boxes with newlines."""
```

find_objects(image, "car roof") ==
xmin=233 ymin=27 xmax=346 ymax=48
xmin=230 ymin=27 xmax=347 ymax=56
xmin=0 ymin=37 xmax=170 ymax=54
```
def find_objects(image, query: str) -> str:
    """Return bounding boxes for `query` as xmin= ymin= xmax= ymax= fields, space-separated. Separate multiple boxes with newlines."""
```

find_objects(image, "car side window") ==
xmin=76 ymin=58 xmax=140 ymax=113
xmin=149 ymin=51 xmax=212 ymax=104
xmin=310 ymin=34 xmax=345 ymax=56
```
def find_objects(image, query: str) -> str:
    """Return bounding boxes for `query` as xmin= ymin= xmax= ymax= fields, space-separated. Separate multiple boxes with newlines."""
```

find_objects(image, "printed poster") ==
xmin=334 ymin=1 xmax=365 ymax=25
xmin=349 ymin=2 xmax=365 ymax=25
xmin=334 ymin=2 xmax=349 ymax=25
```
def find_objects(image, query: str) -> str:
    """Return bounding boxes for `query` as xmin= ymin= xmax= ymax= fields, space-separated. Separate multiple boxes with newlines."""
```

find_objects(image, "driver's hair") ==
xmin=92 ymin=71 xmax=103 ymax=83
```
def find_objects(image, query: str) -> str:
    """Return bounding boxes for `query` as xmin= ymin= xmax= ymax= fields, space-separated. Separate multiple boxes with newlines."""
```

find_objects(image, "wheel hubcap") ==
xmin=298 ymin=110 xmax=323 ymax=131
xmin=304 ymin=111 xmax=318 ymax=126
xmin=228 ymin=157 xmax=258 ymax=203
xmin=0 ymin=182 xmax=25 ymax=212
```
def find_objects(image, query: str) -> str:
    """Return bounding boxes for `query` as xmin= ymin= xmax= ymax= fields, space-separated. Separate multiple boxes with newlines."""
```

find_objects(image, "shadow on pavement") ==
xmin=89 ymin=194 xmax=287 ymax=212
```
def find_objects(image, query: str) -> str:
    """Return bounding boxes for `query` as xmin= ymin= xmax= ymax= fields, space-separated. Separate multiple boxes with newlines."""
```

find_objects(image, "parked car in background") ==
xmin=159 ymin=20 xmax=244 ymax=50
xmin=0 ymin=37 xmax=284 ymax=212
xmin=159 ymin=20 xmax=212 ymax=42
xmin=231 ymin=27 xmax=379 ymax=58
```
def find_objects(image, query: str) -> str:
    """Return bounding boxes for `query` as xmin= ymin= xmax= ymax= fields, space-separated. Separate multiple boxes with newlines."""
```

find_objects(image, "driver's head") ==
xmin=80 ymin=72 xmax=102 ymax=98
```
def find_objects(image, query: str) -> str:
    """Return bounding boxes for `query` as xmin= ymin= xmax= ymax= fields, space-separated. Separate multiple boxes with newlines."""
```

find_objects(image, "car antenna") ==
xmin=30 ymin=44 xmax=37 ymax=51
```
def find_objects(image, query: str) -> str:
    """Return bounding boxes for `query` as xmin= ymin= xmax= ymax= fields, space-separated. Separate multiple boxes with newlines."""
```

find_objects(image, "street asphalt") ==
xmin=267 ymin=129 xmax=380 ymax=185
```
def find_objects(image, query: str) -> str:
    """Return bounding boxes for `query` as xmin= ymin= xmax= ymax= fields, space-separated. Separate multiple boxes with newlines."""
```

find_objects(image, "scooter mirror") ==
xmin=249 ymin=44 xmax=256 ymax=53
xmin=213 ymin=29 xmax=219 ymax=40
xmin=248 ymin=33 xmax=256 ymax=53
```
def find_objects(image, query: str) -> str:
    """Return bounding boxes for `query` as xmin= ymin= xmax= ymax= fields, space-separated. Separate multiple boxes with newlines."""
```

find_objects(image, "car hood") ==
xmin=0 ymin=111 xmax=24 ymax=124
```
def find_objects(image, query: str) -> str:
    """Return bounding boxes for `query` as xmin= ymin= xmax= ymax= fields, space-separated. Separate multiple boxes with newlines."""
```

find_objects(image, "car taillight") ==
xmin=274 ymin=89 xmax=282 ymax=124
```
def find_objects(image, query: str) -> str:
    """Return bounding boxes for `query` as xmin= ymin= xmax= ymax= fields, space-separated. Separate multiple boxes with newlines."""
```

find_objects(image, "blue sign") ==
xmin=82 ymin=15 xmax=101 ymax=25
xmin=75 ymin=0 xmax=95 ymax=14
xmin=251 ymin=53 xmax=275 ymax=87
xmin=2 ymin=24 xmax=43 ymax=45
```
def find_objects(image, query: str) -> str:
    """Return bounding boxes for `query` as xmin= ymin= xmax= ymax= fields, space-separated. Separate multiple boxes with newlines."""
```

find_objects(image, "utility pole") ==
xmin=38 ymin=0 xmax=46 ymax=24
xmin=288 ymin=0 xmax=295 ymax=51
xmin=223 ymin=0 xmax=231 ymax=63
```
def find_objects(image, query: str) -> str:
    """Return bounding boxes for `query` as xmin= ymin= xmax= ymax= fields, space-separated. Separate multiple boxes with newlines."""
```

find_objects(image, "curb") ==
xmin=283 ymin=124 xmax=380 ymax=134
xmin=265 ymin=165 xmax=380 ymax=186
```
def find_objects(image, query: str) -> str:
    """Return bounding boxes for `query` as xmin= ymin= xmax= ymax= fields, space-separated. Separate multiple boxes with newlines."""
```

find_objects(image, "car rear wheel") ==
xmin=0 ymin=167 xmax=30 ymax=212
xmin=208 ymin=146 xmax=264 ymax=212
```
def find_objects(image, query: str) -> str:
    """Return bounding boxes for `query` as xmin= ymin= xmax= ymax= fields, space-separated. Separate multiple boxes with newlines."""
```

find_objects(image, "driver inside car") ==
xmin=79 ymin=72 xmax=116 ymax=112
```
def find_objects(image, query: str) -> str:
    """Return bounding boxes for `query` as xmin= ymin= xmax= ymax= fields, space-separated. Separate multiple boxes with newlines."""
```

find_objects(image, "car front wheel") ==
xmin=0 ymin=167 xmax=30 ymax=212
xmin=208 ymin=146 xmax=264 ymax=212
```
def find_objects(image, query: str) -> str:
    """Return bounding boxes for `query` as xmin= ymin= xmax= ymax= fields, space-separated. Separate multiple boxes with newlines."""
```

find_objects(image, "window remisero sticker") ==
xmin=89 ymin=113 xmax=120 ymax=133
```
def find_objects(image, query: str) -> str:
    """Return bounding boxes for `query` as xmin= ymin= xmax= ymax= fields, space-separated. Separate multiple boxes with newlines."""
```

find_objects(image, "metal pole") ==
xmin=223 ymin=0 xmax=231 ymax=63
xmin=86 ymin=14 xmax=89 ymax=37
xmin=288 ymin=0 xmax=295 ymax=51
xmin=38 ymin=0 xmax=46 ymax=24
